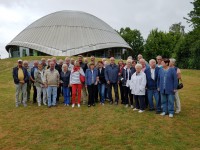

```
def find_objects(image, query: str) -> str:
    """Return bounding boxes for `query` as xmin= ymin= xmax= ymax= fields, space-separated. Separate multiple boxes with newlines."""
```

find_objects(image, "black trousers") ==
xmin=94 ymin=85 xmax=98 ymax=102
xmin=87 ymin=84 xmax=96 ymax=105
xmin=145 ymin=90 xmax=148 ymax=108
xmin=56 ymin=86 xmax=61 ymax=102
xmin=107 ymin=83 xmax=119 ymax=102
xmin=134 ymin=95 xmax=145 ymax=110
xmin=123 ymin=86 xmax=133 ymax=105
xmin=119 ymin=82 xmax=124 ymax=103
xmin=33 ymin=85 xmax=37 ymax=103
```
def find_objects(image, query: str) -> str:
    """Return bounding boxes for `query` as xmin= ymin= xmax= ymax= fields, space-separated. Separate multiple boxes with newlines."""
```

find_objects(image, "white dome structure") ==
xmin=6 ymin=10 xmax=131 ymax=57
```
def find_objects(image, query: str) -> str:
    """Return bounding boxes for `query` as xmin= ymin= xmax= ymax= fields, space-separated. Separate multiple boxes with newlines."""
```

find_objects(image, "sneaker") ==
xmin=110 ymin=101 xmax=113 ymax=105
xmin=131 ymin=105 xmax=134 ymax=109
xmin=23 ymin=103 xmax=27 ymax=107
xmin=125 ymin=104 xmax=128 ymax=108
xmin=43 ymin=102 xmax=47 ymax=106
xmin=72 ymin=104 xmax=75 ymax=108
xmin=133 ymin=108 xmax=139 ymax=111
xmin=38 ymin=103 xmax=41 ymax=107
xmin=175 ymin=110 xmax=180 ymax=114
xmin=88 ymin=104 xmax=91 ymax=107
xmin=160 ymin=112 xmax=166 ymax=116
xmin=169 ymin=114 xmax=174 ymax=118
xmin=92 ymin=104 xmax=95 ymax=106
xmin=138 ymin=110 xmax=144 ymax=113
xmin=114 ymin=101 xmax=118 ymax=105
xmin=78 ymin=104 xmax=80 ymax=108
xmin=67 ymin=104 xmax=69 ymax=107
xmin=102 ymin=103 xmax=105 ymax=106
xmin=16 ymin=103 xmax=19 ymax=108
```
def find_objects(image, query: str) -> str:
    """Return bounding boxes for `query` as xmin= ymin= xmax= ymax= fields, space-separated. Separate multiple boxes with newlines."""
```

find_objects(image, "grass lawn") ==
xmin=0 ymin=57 xmax=199 ymax=150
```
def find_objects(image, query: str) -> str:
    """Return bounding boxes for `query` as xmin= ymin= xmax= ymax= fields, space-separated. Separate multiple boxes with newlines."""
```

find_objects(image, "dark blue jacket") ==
xmin=13 ymin=66 xmax=29 ymax=84
xmin=121 ymin=67 xmax=135 ymax=86
xmin=85 ymin=69 xmax=98 ymax=85
xmin=105 ymin=64 xmax=119 ymax=83
xmin=31 ymin=66 xmax=38 ymax=79
xmin=60 ymin=71 xmax=71 ymax=87
xmin=145 ymin=67 xmax=160 ymax=90
xmin=98 ymin=68 xmax=106 ymax=84
xmin=157 ymin=68 xmax=178 ymax=95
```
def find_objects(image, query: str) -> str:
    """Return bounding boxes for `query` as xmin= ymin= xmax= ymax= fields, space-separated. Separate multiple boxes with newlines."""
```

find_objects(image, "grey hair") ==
xmin=169 ymin=58 xmax=176 ymax=64
xmin=135 ymin=63 xmax=142 ymax=69
xmin=62 ymin=64 xmax=68 ymax=72
xmin=149 ymin=59 xmax=156 ymax=64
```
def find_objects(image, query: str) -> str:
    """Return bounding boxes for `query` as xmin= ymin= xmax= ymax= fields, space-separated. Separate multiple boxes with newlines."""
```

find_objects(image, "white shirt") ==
xmin=150 ymin=67 xmax=155 ymax=80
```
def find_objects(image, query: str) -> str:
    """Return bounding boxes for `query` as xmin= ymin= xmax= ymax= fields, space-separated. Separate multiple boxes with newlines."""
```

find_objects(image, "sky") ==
xmin=0 ymin=0 xmax=194 ymax=58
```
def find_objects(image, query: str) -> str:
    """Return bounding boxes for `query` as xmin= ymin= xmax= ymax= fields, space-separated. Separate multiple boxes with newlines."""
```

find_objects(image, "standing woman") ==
xmin=130 ymin=64 xmax=146 ymax=113
xmin=158 ymin=58 xmax=178 ymax=118
xmin=34 ymin=63 xmax=47 ymax=106
xmin=118 ymin=59 xmax=125 ymax=104
xmin=169 ymin=58 xmax=181 ymax=114
xmin=97 ymin=61 xmax=106 ymax=105
xmin=121 ymin=59 xmax=135 ymax=108
xmin=60 ymin=64 xmax=71 ymax=106
xmin=85 ymin=63 xmax=98 ymax=107
xmin=69 ymin=61 xmax=85 ymax=108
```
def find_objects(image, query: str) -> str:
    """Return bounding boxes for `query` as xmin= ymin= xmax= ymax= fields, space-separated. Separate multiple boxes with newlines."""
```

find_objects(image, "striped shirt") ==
xmin=70 ymin=68 xmax=85 ymax=84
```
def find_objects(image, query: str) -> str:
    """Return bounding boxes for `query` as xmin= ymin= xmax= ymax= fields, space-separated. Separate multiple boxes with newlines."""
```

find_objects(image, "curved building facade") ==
xmin=6 ymin=10 xmax=131 ymax=58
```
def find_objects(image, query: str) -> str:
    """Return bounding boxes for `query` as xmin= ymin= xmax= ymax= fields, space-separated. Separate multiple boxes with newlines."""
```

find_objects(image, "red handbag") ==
xmin=80 ymin=74 xmax=85 ymax=83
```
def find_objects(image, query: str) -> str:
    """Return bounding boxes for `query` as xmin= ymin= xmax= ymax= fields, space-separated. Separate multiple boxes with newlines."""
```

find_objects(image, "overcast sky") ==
xmin=0 ymin=0 xmax=193 ymax=58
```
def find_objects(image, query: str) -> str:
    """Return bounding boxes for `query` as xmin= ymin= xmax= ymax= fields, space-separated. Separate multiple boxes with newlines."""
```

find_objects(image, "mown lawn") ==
xmin=0 ymin=57 xmax=199 ymax=150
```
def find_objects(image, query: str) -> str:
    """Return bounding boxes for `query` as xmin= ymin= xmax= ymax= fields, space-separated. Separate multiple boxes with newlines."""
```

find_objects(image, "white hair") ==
xmin=23 ymin=60 xmax=28 ymax=65
xmin=126 ymin=59 xmax=132 ymax=64
xmin=62 ymin=64 xmax=68 ymax=72
xmin=135 ymin=63 xmax=142 ymax=69
xmin=149 ymin=59 xmax=156 ymax=64
xmin=169 ymin=58 xmax=176 ymax=64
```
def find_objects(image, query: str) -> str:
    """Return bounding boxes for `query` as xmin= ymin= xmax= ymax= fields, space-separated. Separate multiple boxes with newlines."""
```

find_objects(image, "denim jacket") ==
xmin=85 ymin=69 xmax=98 ymax=85
xmin=105 ymin=64 xmax=119 ymax=83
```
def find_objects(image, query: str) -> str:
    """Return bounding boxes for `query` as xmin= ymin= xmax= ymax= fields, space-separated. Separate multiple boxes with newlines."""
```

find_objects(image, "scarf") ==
xmin=73 ymin=66 xmax=80 ymax=72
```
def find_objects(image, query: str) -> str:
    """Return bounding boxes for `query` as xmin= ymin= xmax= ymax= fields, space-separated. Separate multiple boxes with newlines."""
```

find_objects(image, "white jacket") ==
xmin=130 ymin=71 xmax=146 ymax=95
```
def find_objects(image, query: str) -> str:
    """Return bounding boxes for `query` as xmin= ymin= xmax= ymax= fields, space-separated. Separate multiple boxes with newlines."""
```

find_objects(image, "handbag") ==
xmin=177 ymin=79 xmax=183 ymax=89
xmin=177 ymin=83 xmax=183 ymax=89
xmin=80 ymin=74 xmax=85 ymax=83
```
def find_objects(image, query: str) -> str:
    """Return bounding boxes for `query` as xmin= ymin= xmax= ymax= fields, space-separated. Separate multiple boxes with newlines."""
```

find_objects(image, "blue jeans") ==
xmin=161 ymin=94 xmax=175 ymax=114
xmin=147 ymin=89 xmax=161 ymax=111
xmin=47 ymin=86 xmax=57 ymax=107
xmin=63 ymin=86 xmax=70 ymax=105
xmin=98 ymin=83 xmax=105 ymax=103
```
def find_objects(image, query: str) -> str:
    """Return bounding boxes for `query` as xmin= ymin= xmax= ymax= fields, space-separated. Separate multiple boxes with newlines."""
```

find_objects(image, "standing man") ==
xmin=145 ymin=59 xmax=161 ymax=113
xmin=41 ymin=58 xmax=47 ymax=69
xmin=31 ymin=60 xmax=39 ymax=103
xmin=78 ymin=55 xmax=88 ymax=104
xmin=44 ymin=61 xmax=60 ymax=108
xmin=13 ymin=59 xmax=29 ymax=107
xmin=65 ymin=57 xmax=74 ymax=71
xmin=156 ymin=55 xmax=163 ymax=68
xmin=105 ymin=57 xmax=119 ymax=105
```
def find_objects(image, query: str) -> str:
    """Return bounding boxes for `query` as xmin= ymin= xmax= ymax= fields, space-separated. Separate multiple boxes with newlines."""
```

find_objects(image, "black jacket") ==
xmin=80 ymin=62 xmax=88 ymax=73
xmin=60 ymin=71 xmax=71 ymax=87
xmin=13 ymin=66 xmax=29 ymax=84
xmin=121 ymin=67 xmax=136 ymax=86
xmin=98 ymin=68 xmax=106 ymax=84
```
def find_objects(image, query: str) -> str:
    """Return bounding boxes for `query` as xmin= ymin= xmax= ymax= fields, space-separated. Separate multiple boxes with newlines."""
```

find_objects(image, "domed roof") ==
xmin=6 ymin=10 xmax=131 ymax=56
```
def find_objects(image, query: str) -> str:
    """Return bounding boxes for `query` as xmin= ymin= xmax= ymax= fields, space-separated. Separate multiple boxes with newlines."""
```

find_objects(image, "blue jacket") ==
xmin=13 ymin=66 xmax=29 ymax=84
xmin=157 ymin=68 xmax=178 ymax=95
xmin=145 ymin=67 xmax=160 ymax=89
xmin=31 ymin=66 xmax=38 ymax=79
xmin=85 ymin=69 xmax=98 ymax=85
xmin=60 ymin=71 xmax=71 ymax=87
xmin=121 ymin=67 xmax=135 ymax=86
xmin=105 ymin=64 xmax=119 ymax=83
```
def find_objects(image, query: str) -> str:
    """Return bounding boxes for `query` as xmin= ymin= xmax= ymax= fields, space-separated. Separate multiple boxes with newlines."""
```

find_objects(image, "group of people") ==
xmin=13 ymin=54 xmax=182 ymax=118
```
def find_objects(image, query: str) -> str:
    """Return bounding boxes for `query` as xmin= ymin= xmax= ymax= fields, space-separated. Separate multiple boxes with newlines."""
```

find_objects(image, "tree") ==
xmin=118 ymin=27 xmax=144 ymax=59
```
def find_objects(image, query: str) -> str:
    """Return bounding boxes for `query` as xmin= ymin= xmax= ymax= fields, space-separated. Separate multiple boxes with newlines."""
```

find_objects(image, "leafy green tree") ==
xmin=118 ymin=27 xmax=144 ymax=59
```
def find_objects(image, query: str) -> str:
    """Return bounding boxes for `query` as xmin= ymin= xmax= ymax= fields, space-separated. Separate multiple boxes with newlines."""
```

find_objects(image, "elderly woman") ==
xmin=169 ymin=58 xmax=182 ymax=114
xmin=121 ymin=59 xmax=135 ymax=108
xmin=85 ymin=63 xmax=98 ymax=107
xmin=60 ymin=64 xmax=71 ymax=106
xmin=157 ymin=58 xmax=178 ymax=118
xmin=118 ymin=59 xmax=125 ymax=104
xmin=34 ymin=63 xmax=47 ymax=106
xmin=130 ymin=64 xmax=147 ymax=113
xmin=69 ymin=61 xmax=85 ymax=108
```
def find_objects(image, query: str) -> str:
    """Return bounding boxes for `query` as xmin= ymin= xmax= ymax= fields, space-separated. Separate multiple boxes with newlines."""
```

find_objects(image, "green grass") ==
xmin=0 ymin=57 xmax=200 ymax=150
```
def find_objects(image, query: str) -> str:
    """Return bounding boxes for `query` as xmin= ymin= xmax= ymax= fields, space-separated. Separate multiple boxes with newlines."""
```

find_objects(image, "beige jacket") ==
xmin=44 ymin=69 xmax=60 ymax=86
